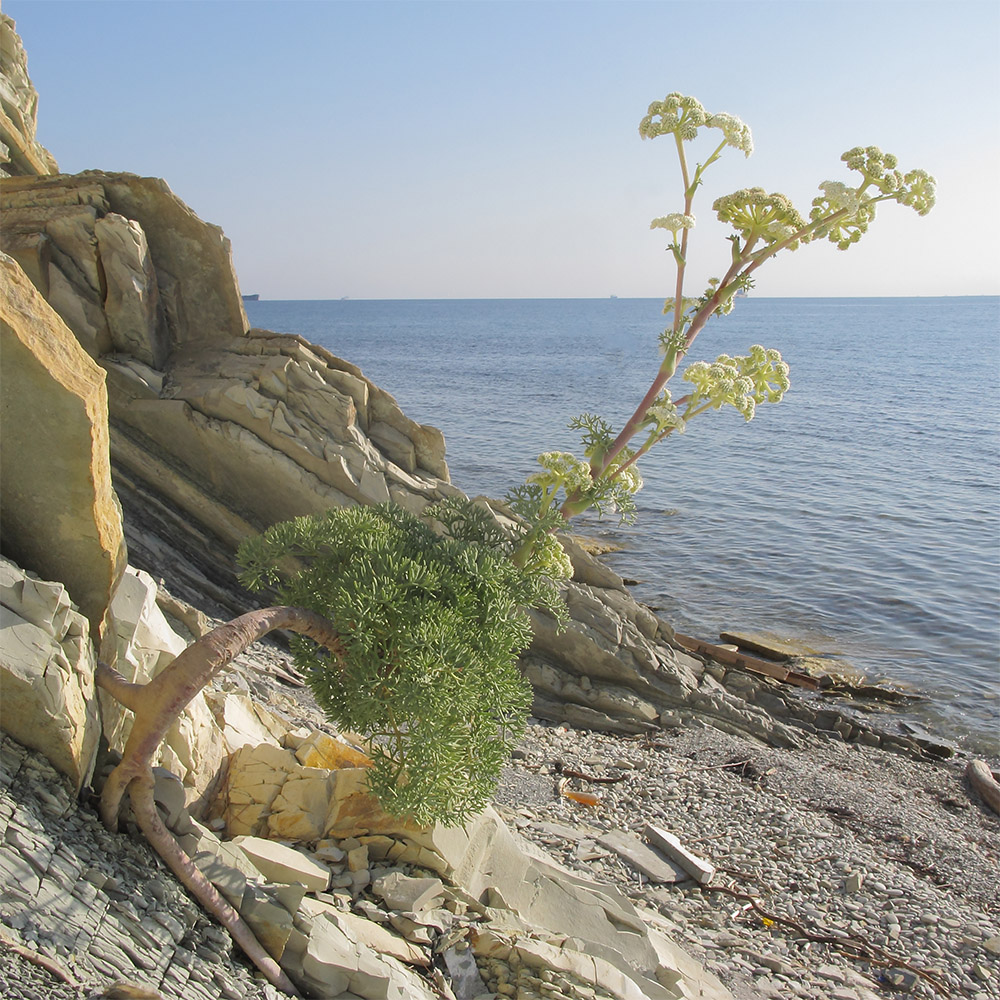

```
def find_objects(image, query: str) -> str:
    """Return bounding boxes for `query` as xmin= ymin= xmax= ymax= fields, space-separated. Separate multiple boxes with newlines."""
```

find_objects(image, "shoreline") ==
xmin=590 ymin=538 xmax=1000 ymax=759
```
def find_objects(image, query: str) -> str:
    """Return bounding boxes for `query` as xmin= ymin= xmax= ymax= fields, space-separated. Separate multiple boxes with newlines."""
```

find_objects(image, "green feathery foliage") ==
xmin=237 ymin=498 xmax=565 ymax=826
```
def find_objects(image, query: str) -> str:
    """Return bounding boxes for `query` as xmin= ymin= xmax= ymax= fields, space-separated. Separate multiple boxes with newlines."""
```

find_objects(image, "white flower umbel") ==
xmin=707 ymin=112 xmax=753 ymax=157
xmin=650 ymin=213 xmax=696 ymax=233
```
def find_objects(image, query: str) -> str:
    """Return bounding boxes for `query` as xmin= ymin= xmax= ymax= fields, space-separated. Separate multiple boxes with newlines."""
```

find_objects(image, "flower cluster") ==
xmin=639 ymin=94 xmax=753 ymax=157
xmin=898 ymin=168 xmax=936 ymax=216
xmin=842 ymin=147 xmax=935 ymax=211
xmin=650 ymin=213 xmax=696 ymax=233
xmin=645 ymin=390 xmax=686 ymax=435
xmin=528 ymin=532 xmax=573 ymax=581
xmin=810 ymin=148 xmax=937 ymax=249
xmin=809 ymin=180 xmax=877 ymax=249
xmin=842 ymin=145 xmax=898 ymax=183
xmin=682 ymin=345 xmax=790 ymax=421
xmin=706 ymin=112 xmax=753 ymax=157
xmin=526 ymin=423 xmax=643 ymax=524
xmin=639 ymin=93 xmax=707 ymax=140
xmin=712 ymin=188 xmax=808 ymax=249
xmin=527 ymin=452 xmax=594 ymax=495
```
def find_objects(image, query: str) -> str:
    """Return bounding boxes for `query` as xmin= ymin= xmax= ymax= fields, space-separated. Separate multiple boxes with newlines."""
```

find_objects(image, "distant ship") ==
xmin=241 ymin=293 xmax=259 ymax=302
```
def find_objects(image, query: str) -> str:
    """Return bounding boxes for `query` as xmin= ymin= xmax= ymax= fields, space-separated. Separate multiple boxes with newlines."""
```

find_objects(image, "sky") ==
xmin=6 ymin=0 xmax=999 ymax=300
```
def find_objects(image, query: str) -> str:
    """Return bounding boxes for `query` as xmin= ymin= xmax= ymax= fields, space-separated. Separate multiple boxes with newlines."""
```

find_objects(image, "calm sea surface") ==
xmin=245 ymin=297 xmax=1000 ymax=753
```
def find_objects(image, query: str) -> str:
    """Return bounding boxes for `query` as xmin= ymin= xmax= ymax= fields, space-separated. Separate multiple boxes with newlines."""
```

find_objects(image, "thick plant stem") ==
xmin=96 ymin=606 xmax=344 ymax=995
xmin=129 ymin=775 xmax=301 ymax=996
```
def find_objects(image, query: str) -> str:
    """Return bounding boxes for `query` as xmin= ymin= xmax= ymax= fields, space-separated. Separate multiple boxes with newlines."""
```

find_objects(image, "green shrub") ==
xmin=237 ymin=497 xmax=565 ymax=826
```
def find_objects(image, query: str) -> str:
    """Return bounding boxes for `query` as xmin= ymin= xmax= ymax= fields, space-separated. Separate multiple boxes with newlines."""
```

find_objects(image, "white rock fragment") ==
xmin=644 ymin=825 xmax=716 ymax=884
xmin=372 ymin=872 xmax=445 ymax=914
xmin=844 ymin=871 xmax=864 ymax=893
xmin=598 ymin=829 xmax=688 ymax=884
xmin=230 ymin=835 xmax=330 ymax=892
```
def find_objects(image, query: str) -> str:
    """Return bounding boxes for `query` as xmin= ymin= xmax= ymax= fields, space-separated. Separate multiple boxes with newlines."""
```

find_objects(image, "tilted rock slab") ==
xmin=0 ymin=252 xmax=126 ymax=640
xmin=524 ymin=575 xmax=805 ymax=749
xmin=101 ymin=566 xmax=227 ymax=807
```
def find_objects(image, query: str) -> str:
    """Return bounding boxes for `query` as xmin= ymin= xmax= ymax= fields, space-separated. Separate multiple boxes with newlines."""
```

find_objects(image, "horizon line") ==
xmin=242 ymin=293 xmax=1000 ymax=303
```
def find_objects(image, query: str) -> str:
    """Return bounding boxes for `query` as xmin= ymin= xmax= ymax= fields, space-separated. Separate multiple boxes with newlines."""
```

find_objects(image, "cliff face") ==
xmin=0 ymin=14 xmax=58 ymax=177
xmin=0 ymin=170 xmax=456 ymax=602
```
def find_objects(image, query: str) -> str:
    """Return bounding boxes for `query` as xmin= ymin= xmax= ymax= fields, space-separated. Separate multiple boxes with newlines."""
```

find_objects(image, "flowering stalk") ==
xmin=506 ymin=95 xmax=934 ymax=574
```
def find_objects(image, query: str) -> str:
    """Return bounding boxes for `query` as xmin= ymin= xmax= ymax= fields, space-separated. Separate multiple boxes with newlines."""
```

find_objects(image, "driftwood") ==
xmin=965 ymin=759 xmax=1000 ymax=815
xmin=673 ymin=632 xmax=820 ymax=689
xmin=97 ymin=606 xmax=345 ymax=997
xmin=0 ymin=924 xmax=81 ymax=988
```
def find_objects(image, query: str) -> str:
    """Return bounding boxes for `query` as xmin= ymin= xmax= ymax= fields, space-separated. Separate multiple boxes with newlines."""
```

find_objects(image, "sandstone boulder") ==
xmin=212 ymin=741 xmax=429 ymax=843
xmin=0 ymin=557 xmax=101 ymax=791
xmin=0 ymin=253 xmax=126 ymax=639
xmin=94 ymin=211 xmax=169 ymax=367
xmin=0 ymin=172 xmax=246 ymax=354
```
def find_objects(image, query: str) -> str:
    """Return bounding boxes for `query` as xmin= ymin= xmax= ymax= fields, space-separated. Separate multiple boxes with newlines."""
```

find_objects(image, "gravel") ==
xmin=495 ymin=719 xmax=1000 ymax=1000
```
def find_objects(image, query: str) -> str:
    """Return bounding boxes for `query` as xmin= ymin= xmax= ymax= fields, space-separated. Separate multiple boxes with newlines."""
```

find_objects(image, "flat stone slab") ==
xmin=230 ymin=835 xmax=330 ymax=891
xmin=372 ymin=872 xmax=445 ymax=914
xmin=719 ymin=630 xmax=822 ymax=660
xmin=644 ymin=825 xmax=715 ymax=884
xmin=597 ymin=830 xmax=688 ymax=884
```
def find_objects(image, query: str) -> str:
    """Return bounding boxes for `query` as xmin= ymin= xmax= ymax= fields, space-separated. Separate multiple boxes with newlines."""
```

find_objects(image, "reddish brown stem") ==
xmin=96 ymin=606 xmax=344 ymax=995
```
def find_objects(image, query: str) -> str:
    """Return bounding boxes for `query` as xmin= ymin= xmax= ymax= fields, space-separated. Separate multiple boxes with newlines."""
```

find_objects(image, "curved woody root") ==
xmin=96 ymin=607 xmax=345 ymax=997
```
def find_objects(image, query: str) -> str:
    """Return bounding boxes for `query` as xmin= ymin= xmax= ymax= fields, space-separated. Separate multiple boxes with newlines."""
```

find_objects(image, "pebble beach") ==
xmin=495 ymin=719 xmax=1000 ymax=1000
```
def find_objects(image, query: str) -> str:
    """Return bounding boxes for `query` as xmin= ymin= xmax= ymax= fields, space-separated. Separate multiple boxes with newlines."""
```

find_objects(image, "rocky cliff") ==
xmin=0 ymin=14 xmax=58 ymax=178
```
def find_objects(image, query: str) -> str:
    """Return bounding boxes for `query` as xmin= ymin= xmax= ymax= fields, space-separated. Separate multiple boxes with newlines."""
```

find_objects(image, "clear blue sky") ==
xmin=7 ymin=0 xmax=999 ymax=299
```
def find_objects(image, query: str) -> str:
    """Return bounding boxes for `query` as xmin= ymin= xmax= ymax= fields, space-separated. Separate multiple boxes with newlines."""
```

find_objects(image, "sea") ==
xmin=245 ymin=296 xmax=1000 ymax=755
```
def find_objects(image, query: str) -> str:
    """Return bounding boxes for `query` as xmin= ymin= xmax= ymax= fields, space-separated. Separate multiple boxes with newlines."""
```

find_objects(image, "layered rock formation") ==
xmin=0 ymin=170 xmax=456 ymax=605
xmin=0 ymin=558 xmax=101 ymax=793
xmin=0 ymin=14 xmax=58 ymax=177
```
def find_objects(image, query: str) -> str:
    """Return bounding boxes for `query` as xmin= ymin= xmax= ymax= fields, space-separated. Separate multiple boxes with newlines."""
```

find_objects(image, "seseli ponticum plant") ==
xmin=507 ymin=92 xmax=935 ymax=565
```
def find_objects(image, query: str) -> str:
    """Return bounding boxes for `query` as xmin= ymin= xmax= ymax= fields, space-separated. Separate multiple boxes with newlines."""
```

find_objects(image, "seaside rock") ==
xmin=426 ymin=806 xmax=657 ymax=971
xmin=371 ymin=873 xmax=445 ymax=915
xmin=298 ymin=899 xmax=428 ymax=967
xmin=597 ymin=829 xmax=688 ymax=884
xmin=212 ymin=741 xmax=429 ymax=842
xmin=94 ymin=213 xmax=168 ymax=368
xmin=0 ymin=735 xmax=272 ymax=999
xmin=559 ymin=533 xmax=629 ymax=593
xmin=0 ymin=557 xmax=101 ymax=792
xmin=0 ymin=253 xmax=126 ymax=640
xmin=644 ymin=824 xmax=716 ymax=884
xmin=286 ymin=910 xmax=439 ymax=1000
xmin=291 ymin=729 xmax=373 ymax=770
xmin=102 ymin=567 xmax=225 ymax=801
xmin=0 ymin=172 xmax=245 ymax=355
xmin=204 ymin=689 xmax=289 ymax=754
xmin=0 ymin=15 xmax=58 ymax=177
xmin=230 ymin=836 xmax=330 ymax=892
